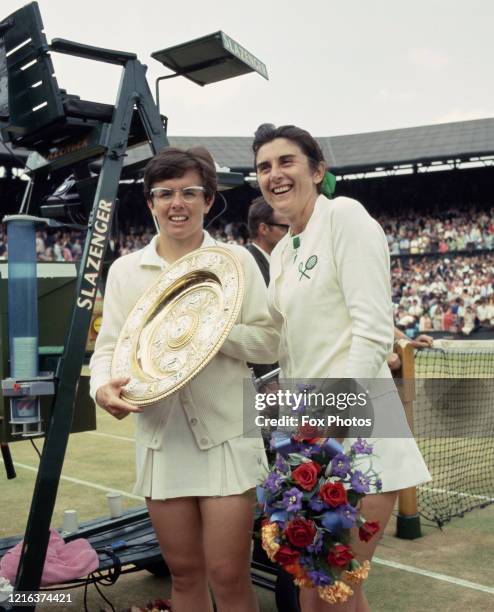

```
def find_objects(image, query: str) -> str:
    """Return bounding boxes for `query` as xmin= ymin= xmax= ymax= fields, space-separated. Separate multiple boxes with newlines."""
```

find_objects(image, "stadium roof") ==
xmin=2 ymin=117 xmax=493 ymax=176
xmin=169 ymin=117 xmax=494 ymax=174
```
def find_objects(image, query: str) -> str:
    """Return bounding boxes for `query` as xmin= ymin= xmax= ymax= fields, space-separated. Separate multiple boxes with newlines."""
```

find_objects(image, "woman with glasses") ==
xmin=90 ymin=147 xmax=279 ymax=612
xmin=253 ymin=124 xmax=430 ymax=612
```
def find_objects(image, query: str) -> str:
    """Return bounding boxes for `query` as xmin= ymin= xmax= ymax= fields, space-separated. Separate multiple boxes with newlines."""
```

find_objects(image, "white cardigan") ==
xmin=90 ymin=231 xmax=279 ymax=450
xmin=268 ymin=195 xmax=431 ymax=492
xmin=269 ymin=194 xmax=394 ymax=381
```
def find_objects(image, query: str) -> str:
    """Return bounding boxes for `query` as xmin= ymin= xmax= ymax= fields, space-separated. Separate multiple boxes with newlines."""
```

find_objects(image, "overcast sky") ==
xmin=4 ymin=0 xmax=493 ymax=137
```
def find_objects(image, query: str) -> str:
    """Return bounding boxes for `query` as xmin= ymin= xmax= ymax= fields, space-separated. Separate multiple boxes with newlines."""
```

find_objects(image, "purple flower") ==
xmin=336 ymin=503 xmax=358 ymax=529
xmin=299 ymin=556 xmax=313 ymax=569
xmin=309 ymin=497 xmax=326 ymax=512
xmin=350 ymin=470 xmax=371 ymax=494
xmin=299 ymin=442 xmax=322 ymax=458
xmin=307 ymin=569 xmax=334 ymax=587
xmin=351 ymin=438 xmax=373 ymax=455
xmin=375 ymin=478 xmax=383 ymax=491
xmin=296 ymin=382 xmax=316 ymax=393
xmin=264 ymin=471 xmax=283 ymax=493
xmin=282 ymin=487 xmax=303 ymax=512
xmin=307 ymin=532 xmax=324 ymax=554
xmin=275 ymin=455 xmax=290 ymax=474
xmin=330 ymin=453 xmax=351 ymax=478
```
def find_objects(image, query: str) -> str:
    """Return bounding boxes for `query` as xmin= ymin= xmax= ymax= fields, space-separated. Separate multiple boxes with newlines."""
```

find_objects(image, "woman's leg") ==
xmin=299 ymin=490 xmax=398 ymax=612
xmin=200 ymin=491 xmax=259 ymax=612
xmin=146 ymin=497 xmax=213 ymax=612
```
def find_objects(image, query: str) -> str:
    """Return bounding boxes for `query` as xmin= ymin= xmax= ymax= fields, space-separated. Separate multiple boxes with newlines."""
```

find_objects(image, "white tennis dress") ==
xmin=268 ymin=195 xmax=431 ymax=492
xmin=90 ymin=232 xmax=276 ymax=500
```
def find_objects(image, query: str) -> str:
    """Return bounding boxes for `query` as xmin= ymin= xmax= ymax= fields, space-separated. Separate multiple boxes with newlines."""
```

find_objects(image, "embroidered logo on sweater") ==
xmin=298 ymin=255 xmax=318 ymax=280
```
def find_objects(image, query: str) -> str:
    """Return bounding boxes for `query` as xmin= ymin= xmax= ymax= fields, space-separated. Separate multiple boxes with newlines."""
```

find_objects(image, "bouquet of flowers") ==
xmin=259 ymin=434 xmax=382 ymax=605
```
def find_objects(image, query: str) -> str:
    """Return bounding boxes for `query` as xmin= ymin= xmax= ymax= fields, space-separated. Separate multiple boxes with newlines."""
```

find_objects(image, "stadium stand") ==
xmin=2 ymin=205 xmax=493 ymax=335
xmin=2 ymin=116 xmax=494 ymax=338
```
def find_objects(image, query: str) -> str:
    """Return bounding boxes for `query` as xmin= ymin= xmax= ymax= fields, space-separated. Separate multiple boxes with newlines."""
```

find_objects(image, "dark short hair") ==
xmin=252 ymin=123 xmax=326 ymax=176
xmin=143 ymin=146 xmax=217 ymax=200
xmin=247 ymin=196 xmax=275 ymax=239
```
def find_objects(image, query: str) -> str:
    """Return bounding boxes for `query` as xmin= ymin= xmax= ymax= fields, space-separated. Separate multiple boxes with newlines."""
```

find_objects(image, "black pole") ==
xmin=13 ymin=59 xmax=167 ymax=610
xmin=1 ymin=443 xmax=16 ymax=479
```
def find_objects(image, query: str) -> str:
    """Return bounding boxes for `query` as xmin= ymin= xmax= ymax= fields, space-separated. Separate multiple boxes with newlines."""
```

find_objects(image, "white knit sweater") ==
xmin=89 ymin=231 xmax=279 ymax=450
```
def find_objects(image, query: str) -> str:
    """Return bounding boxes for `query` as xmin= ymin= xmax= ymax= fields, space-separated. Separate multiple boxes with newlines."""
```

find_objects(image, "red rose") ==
xmin=319 ymin=481 xmax=348 ymax=507
xmin=292 ymin=461 xmax=322 ymax=491
xmin=285 ymin=518 xmax=317 ymax=548
xmin=359 ymin=520 xmax=380 ymax=542
xmin=274 ymin=545 xmax=300 ymax=568
xmin=327 ymin=544 xmax=354 ymax=568
xmin=293 ymin=433 xmax=320 ymax=444
xmin=295 ymin=423 xmax=320 ymax=441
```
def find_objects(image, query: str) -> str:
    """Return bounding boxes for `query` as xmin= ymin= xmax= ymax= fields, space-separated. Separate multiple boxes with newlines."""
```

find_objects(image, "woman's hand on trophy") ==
xmin=95 ymin=377 xmax=143 ymax=420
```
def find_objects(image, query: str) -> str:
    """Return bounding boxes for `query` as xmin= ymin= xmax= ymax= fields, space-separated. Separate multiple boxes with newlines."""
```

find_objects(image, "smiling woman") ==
xmin=253 ymin=123 xmax=431 ymax=612
xmin=254 ymin=127 xmax=326 ymax=235
xmin=143 ymin=148 xmax=217 ymax=261
xmin=89 ymin=146 xmax=280 ymax=612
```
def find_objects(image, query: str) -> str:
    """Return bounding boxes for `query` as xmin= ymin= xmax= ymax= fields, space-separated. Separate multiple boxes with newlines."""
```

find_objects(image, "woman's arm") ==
xmin=332 ymin=199 xmax=394 ymax=379
xmin=394 ymin=327 xmax=434 ymax=348
xmin=89 ymin=261 xmax=142 ymax=418
xmin=220 ymin=247 xmax=280 ymax=364
xmin=89 ymin=261 xmax=126 ymax=399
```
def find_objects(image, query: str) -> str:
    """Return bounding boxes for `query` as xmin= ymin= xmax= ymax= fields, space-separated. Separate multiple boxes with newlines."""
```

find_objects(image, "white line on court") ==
xmin=86 ymin=431 xmax=135 ymax=442
xmin=420 ymin=485 xmax=494 ymax=503
xmin=373 ymin=557 xmax=494 ymax=595
xmin=9 ymin=461 xmax=143 ymax=500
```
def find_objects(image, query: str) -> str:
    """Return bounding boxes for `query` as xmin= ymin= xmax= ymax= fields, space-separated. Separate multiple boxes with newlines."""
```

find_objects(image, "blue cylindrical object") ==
xmin=6 ymin=217 xmax=39 ymax=379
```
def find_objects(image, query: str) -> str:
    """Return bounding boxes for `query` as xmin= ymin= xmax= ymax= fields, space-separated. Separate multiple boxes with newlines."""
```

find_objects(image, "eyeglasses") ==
xmin=266 ymin=222 xmax=289 ymax=231
xmin=150 ymin=186 xmax=206 ymax=204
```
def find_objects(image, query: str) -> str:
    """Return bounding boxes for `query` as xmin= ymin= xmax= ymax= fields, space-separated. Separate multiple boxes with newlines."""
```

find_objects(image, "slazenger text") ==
xmin=76 ymin=199 xmax=113 ymax=310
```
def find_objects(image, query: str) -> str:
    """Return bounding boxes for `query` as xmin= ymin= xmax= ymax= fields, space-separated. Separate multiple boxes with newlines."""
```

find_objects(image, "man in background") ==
xmin=245 ymin=196 xmax=289 ymax=381
xmin=246 ymin=196 xmax=289 ymax=285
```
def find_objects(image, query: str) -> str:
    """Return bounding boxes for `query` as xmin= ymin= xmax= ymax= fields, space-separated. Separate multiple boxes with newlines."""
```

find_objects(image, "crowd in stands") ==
xmin=392 ymin=255 xmax=494 ymax=336
xmin=1 ymin=206 xmax=494 ymax=335
xmin=0 ymin=226 xmax=86 ymax=262
xmin=0 ymin=223 xmax=249 ymax=260
xmin=379 ymin=207 xmax=494 ymax=254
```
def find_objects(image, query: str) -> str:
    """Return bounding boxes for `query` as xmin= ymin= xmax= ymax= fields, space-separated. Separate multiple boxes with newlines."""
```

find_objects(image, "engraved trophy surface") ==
xmin=111 ymin=247 xmax=244 ymax=405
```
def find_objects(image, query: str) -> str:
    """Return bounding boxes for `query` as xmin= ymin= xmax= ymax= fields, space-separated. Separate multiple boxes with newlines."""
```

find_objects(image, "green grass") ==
xmin=0 ymin=412 xmax=141 ymax=539
xmin=2 ymin=405 xmax=494 ymax=612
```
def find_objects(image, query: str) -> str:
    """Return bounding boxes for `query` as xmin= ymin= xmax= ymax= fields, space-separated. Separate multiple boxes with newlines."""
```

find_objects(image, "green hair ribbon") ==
xmin=321 ymin=171 xmax=336 ymax=199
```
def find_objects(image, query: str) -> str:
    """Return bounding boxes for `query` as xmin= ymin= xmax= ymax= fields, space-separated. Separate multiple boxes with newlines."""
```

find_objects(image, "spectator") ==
xmin=432 ymin=304 xmax=444 ymax=331
xmin=442 ymin=306 xmax=457 ymax=333
xmin=419 ymin=313 xmax=433 ymax=332
xmin=460 ymin=306 xmax=478 ymax=335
